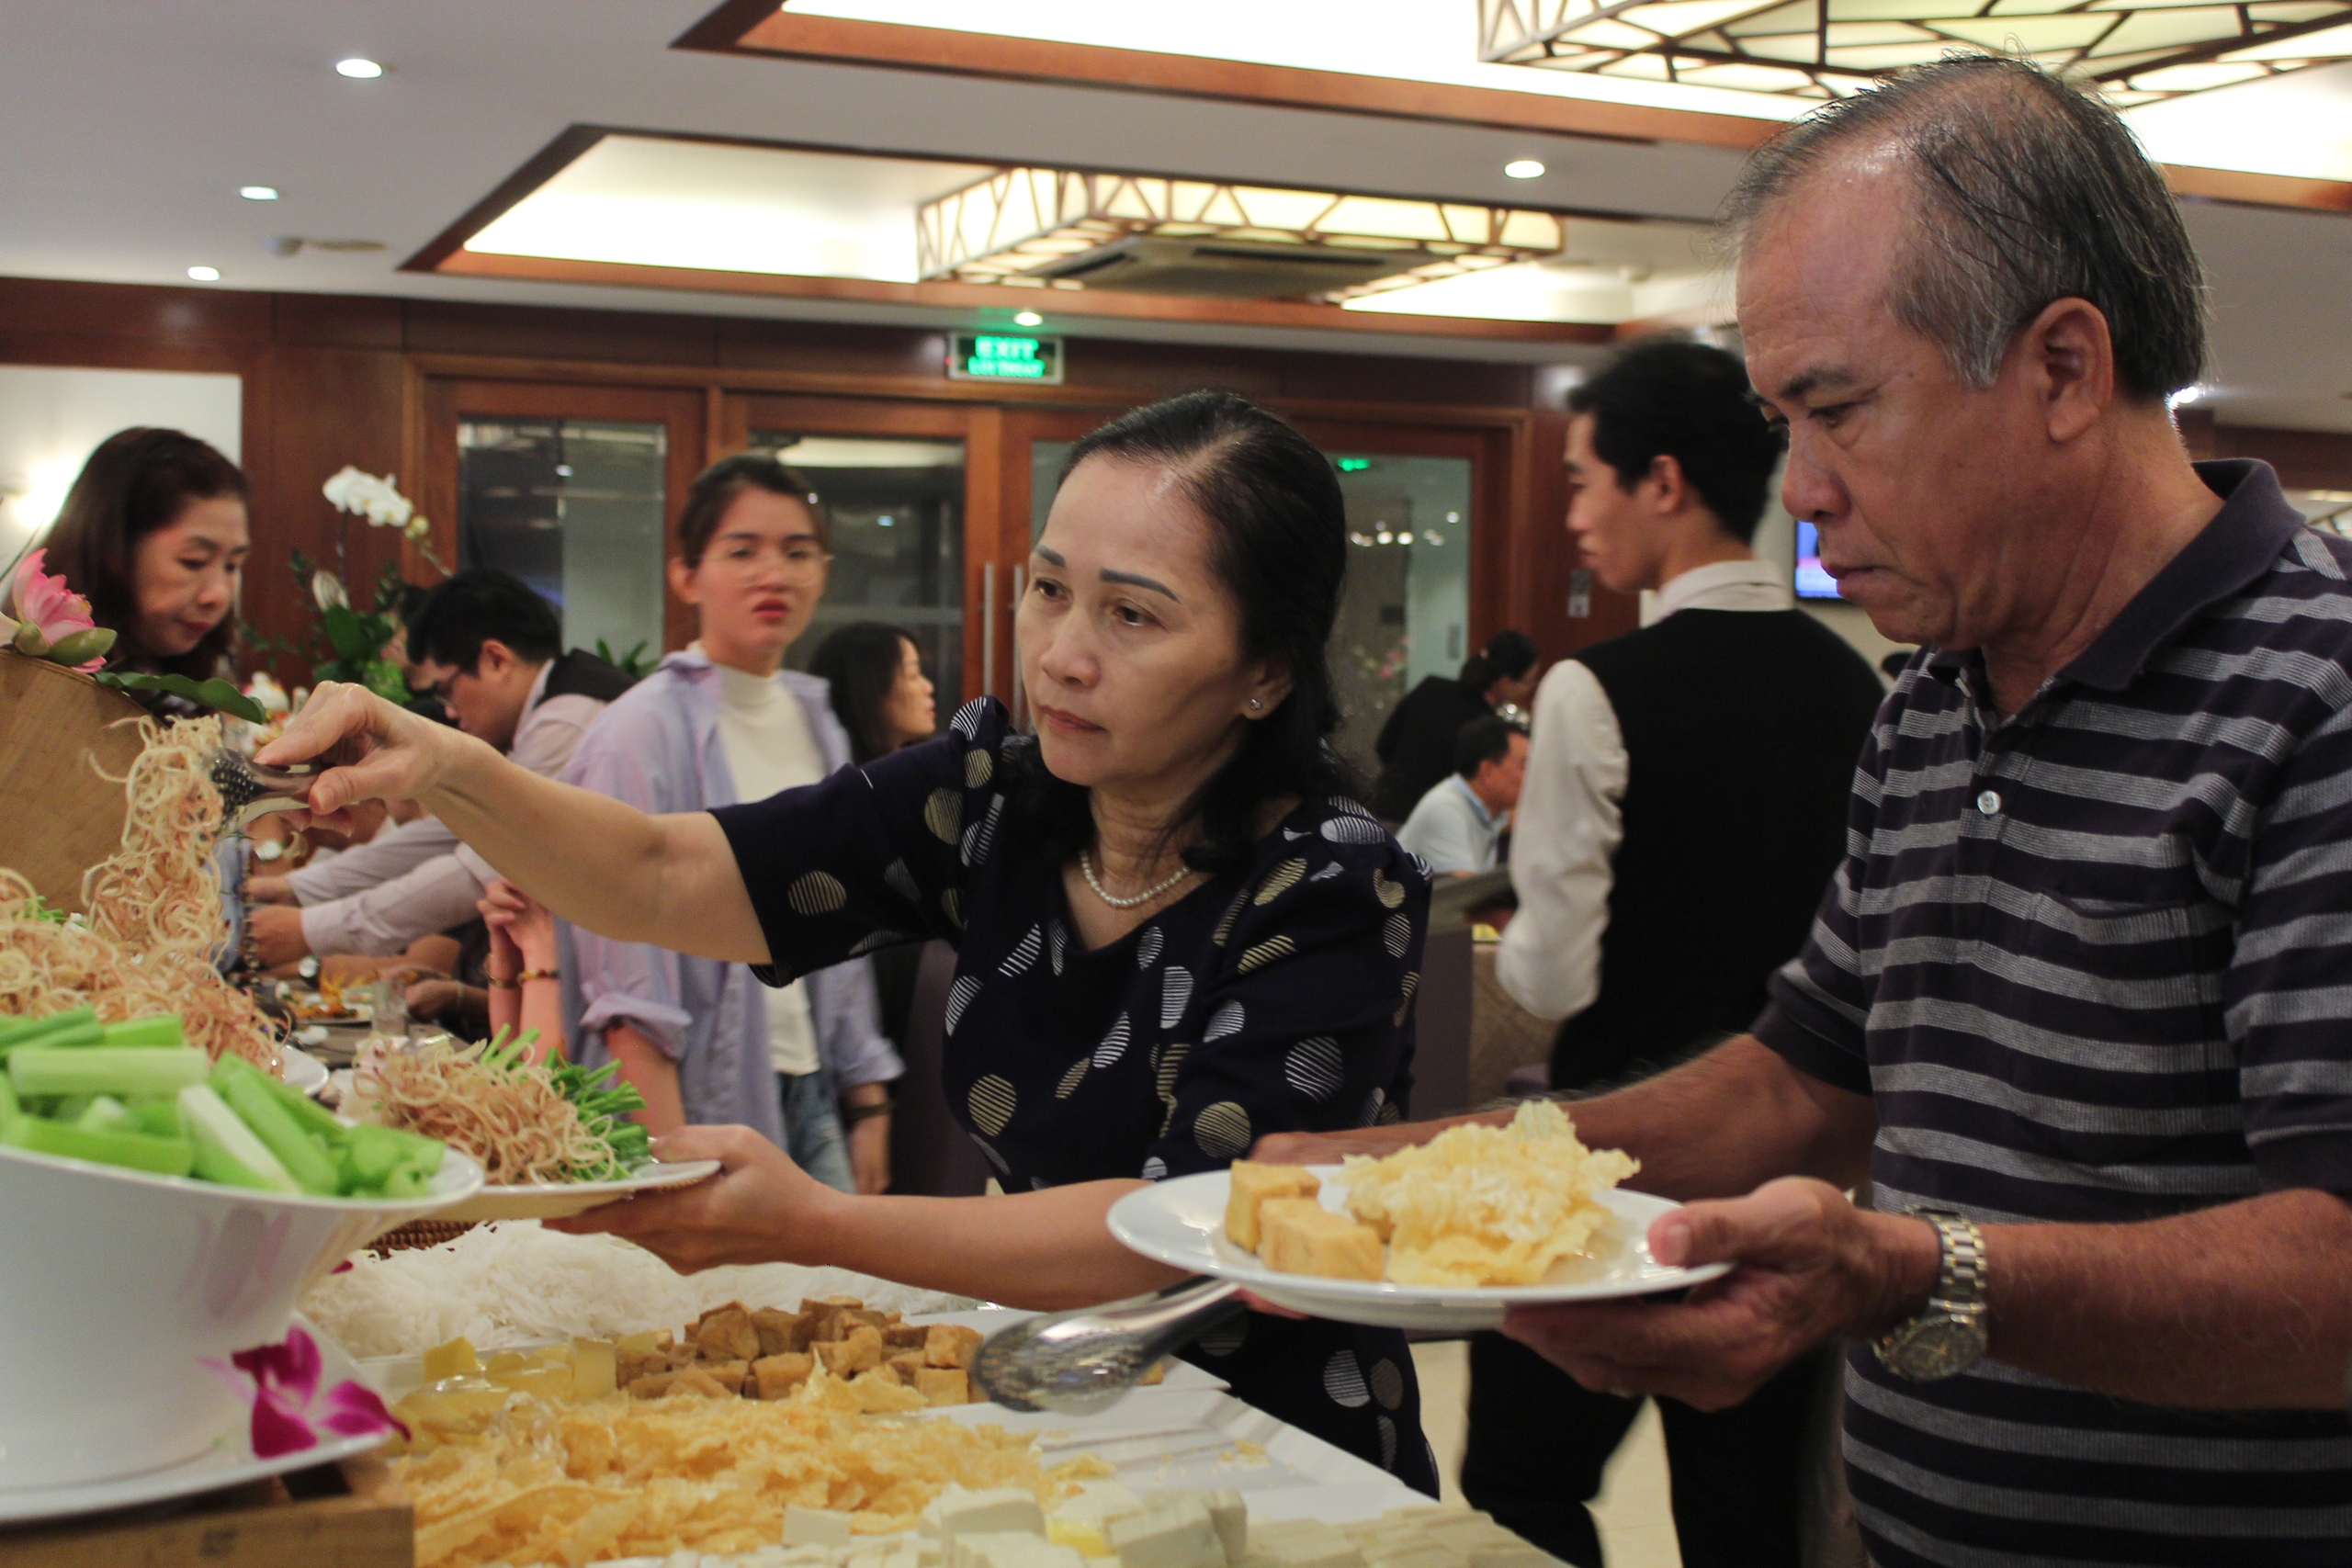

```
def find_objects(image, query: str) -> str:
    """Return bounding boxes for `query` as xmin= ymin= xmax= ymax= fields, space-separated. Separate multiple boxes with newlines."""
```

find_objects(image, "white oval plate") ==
xmin=434 ymin=1159 xmax=724 ymax=1224
xmin=279 ymin=1043 xmax=328 ymax=1096
xmin=1107 ymin=1165 xmax=1731 ymax=1332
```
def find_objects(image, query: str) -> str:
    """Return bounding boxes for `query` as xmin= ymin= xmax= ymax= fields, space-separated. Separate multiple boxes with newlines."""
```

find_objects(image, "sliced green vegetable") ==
xmin=178 ymin=1084 xmax=300 ymax=1193
xmin=0 ymin=1010 xmax=102 ymax=1060
xmin=1 ymin=1114 xmax=196 ymax=1178
xmin=8 ymin=1045 xmax=209 ymax=1100
xmin=76 ymin=1096 xmax=134 ymax=1134
xmin=0 ymin=1071 xmax=17 ymax=1133
xmin=213 ymin=1068 xmax=339 ymax=1196
xmin=100 ymin=1016 xmax=185 ymax=1049
xmin=128 ymin=1097 xmax=185 ymax=1138
xmin=0 ymin=1007 xmax=95 ymax=1047
xmin=216 ymin=1055 xmax=343 ymax=1140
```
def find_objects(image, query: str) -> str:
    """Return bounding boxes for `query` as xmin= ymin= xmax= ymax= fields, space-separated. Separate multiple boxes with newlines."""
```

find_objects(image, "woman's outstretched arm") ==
xmin=259 ymin=682 xmax=770 ymax=964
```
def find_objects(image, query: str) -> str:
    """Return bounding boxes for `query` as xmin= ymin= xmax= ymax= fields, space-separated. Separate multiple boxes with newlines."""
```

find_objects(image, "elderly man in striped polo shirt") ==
xmin=1262 ymin=55 xmax=2351 ymax=1568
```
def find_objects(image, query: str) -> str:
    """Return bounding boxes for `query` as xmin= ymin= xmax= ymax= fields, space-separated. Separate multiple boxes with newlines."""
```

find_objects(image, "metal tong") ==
xmin=969 ymin=1278 xmax=1244 ymax=1416
xmin=207 ymin=748 xmax=323 ymax=830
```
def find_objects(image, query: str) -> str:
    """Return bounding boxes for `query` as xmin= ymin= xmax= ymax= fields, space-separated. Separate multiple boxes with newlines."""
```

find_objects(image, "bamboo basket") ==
xmin=0 ymin=649 xmax=148 ymax=912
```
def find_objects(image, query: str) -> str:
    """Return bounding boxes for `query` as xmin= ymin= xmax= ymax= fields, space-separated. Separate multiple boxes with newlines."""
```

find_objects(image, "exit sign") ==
xmin=948 ymin=333 xmax=1063 ymax=384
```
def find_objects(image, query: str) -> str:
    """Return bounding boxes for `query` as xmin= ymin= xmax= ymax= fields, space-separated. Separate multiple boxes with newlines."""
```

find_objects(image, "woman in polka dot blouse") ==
xmin=257 ymin=390 xmax=1438 ymax=1489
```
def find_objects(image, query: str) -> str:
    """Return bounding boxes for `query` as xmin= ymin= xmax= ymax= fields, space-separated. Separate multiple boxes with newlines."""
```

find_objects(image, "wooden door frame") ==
xmin=416 ymin=377 xmax=708 ymax=651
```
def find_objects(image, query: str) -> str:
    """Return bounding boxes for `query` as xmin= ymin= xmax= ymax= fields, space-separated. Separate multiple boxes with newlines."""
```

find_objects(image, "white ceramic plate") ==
xmin=1107 ymin=1166 xmax=1732 ymax=1331
xmin=433 ymin=1158 xmax=724 ymax=1224
xmin=0 ymin=1316 xmax=391 ymax=1523
xmin=279 ymin=1043 xmax=328 ymax=1096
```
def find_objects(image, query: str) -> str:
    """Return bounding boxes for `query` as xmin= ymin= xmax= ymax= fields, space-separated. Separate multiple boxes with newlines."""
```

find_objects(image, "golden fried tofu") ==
xmin=693 ymin=1303 xmax=763 ymax=1363
xmin=752 ymin=1351 xmax=814 ymax=1400
xmin=915 ymin=1366 xmax=970 ymax=1406
xmin=1260 ymin=1198 xmax=1383 ymax=1280
xmin=922 ymin=1324 xmax=984 ymax=1370
xmin=815 ymin=1325 xmax=884 ymax=1377
xmin=752 ymin=1307 xmax=809 ymax=1357
xmin=882 ymin=1323 xmax=931 ymax=1352
xmin=1227 ymin=1160 xmax=1322 ymax=1253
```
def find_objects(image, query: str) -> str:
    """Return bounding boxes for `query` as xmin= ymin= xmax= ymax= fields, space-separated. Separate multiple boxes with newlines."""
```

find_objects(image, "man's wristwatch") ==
xmin=1873 ymin=1208 xmax=1989 ymax=1382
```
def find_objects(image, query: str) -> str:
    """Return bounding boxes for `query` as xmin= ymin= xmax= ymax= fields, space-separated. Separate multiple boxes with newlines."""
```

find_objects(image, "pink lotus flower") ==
xmin=8 ymin=549 xmax=112 ymax=671
xmin=205 ymin=1325 xmax=408 ymax=1460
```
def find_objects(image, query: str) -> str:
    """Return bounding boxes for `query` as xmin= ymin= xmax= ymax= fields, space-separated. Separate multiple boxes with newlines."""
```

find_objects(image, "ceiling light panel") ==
xmin=1476 ymin=0 xmax=2352 ymax=105
xmin=915 ymin=168 xmax=1566 ymax=301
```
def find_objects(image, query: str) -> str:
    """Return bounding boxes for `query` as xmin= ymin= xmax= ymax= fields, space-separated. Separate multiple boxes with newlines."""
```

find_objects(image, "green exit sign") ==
xmin=948 ymin=332 xmax=1063 ymax=384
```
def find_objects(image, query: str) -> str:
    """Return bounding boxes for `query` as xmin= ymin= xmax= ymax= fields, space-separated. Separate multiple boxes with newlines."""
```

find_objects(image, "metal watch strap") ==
xmin=1923 ymin=1208 xmax=1987 ymax=1311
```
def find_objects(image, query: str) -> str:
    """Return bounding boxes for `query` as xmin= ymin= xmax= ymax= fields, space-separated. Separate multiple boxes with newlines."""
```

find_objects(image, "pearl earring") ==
xmin=1248 ymin=697 xmax=1262 ymax=711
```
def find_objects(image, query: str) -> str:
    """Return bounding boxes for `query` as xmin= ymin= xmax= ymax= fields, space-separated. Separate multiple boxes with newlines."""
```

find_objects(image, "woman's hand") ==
xmin=480 ymin=878 xmax=559 ymax=972
xmin=547 ymin=1124 xmax=849 ymax=1273
xmin=848 ymin=1112 xmax=890 ymax=1195
xmin=254 ymin=681 xmax=478 ymax=828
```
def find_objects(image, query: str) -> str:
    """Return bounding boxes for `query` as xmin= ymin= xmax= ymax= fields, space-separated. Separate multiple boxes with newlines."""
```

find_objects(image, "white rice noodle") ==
xmin=302 ymin=1221 xmax=975 ymax=1360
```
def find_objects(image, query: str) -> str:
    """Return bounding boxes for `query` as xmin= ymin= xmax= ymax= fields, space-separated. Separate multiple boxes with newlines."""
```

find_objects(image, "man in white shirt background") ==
xmin=1396 ymin=714 xmax=1528 ymax=876
xmin=1475 ymin=338 xmax=1884 ymax=1568
xmin=244 ymin=570 xmax=632 ymax=972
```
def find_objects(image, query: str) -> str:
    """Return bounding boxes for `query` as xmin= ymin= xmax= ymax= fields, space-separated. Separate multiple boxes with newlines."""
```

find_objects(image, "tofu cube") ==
xmin=884 ymin=1323 xmax=932 ymax=1351
xmin=628 ymin=1371 xmax=680 ymax=1399
xmin=421 ymin=1337 xmax=480 ymax=1382
xmin=695 ymin=1303 xmax=763 ymax=1363
xmin=916 ymin=1366 xmax=971 ymax=1406
xmin=1057 ymin=1482 xmax=1144 ymax=1525
xmin=753 ymin=1307 xmax=809 ymax=1357
xmin=752 ymin=1351 xmax=814 ymax=1400
xmin=889 ymin=1350 xmax=927 ymax=1382
xmin=817 ymin=1324 xmax=885 ymax=1376
xmin=1112 ymin=1496 xmax=1227 ymax=1568
xmin=1224 ymin=1161 xmax=1321 ymax=1254
xmin=922 ymin=1484 xmax=1047 ymax=1540
xmin=785 ymin=1504 xmax=857 ymax=1546
xmin=699 ymin=1358 xmax=751 ymax=1395
xmin=924 ymin=1323 xmax=985 ymax=1369
xmin=570 ymin=1338 xmax=618 ymax=1401
xmin=1259 ymin=1199 xmax=1383 ymax=1281
xmin=669 ymin=1366 xmax=733 ymax=1398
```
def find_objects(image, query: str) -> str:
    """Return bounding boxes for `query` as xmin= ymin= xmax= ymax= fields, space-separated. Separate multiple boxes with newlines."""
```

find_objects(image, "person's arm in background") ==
xmin=481 ymin=878 xmax=566 ymax=1061
xmin=280 ymin=813 xmax=459 ymax=904
xmin=280 ymin=851 xmax=491 ymax=963
xmin=603 ymin=1021 xmax=685 ymax=1135
xmin=806 ymin=960 xmax=902 ymax=1195
xmin=1495 ymin=660 xmax=1626 ymax=1021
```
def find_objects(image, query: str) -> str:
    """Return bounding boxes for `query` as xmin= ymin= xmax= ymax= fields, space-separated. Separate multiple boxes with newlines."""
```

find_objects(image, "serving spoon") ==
xmin=969 ymin=1277 xmax=1245 ymax=1416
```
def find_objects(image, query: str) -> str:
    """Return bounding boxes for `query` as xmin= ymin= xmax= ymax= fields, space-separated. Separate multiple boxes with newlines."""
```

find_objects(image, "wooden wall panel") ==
xmin=0 ymin=276 xmax=270 ymax=345
xmin=717 ymin=318 xmax=947 ymax=380
xmin=1056 ymin=338 xmax=1284 ymax=402
xmin=2213 ymin=423 xmax=2352 ymax=491
xmin=403 ymin=299 xmax=721 ymax=366
xmin=1281 ymin=353 xmax=1531 ymax=409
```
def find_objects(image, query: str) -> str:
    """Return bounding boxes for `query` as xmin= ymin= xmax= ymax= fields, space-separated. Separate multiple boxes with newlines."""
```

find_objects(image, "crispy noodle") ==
xmin=352 ymin=1036 xmax=610 ymax=1185
xmin=0 ymin=715 xmax=277 ymax=1071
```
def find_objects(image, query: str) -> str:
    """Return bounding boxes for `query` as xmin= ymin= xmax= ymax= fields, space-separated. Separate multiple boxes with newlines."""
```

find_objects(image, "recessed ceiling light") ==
xmin=1503 ymin=159 xmax=1545 ymax=180
xmin=187 ymin=266 xmax=221 ymax=281
xmin=335 ymin=57 xmax=384 ymax=79
xmin=240 ymin=186 xmax=279 ymax=202
xmin=1012 ymin=310 xmax=1045 ymax=328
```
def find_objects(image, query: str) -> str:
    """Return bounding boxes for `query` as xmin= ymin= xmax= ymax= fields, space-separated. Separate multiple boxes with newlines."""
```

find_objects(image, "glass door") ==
xmin=421 ymin=381 xmax=707 ymax=661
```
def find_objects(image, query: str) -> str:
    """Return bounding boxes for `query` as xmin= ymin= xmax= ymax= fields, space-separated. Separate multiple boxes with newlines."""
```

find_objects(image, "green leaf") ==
xmin=363 ymin=658 xmax=411 ymax=703
xmin=92 ymin=671 xmax=267 ymax=724
xmin=321 ymin=603 xmax=377 ymax=661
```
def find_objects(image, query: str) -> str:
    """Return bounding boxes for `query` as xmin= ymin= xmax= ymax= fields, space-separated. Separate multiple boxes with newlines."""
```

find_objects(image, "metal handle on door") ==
xmin=981 ymin=560 xmax=997 ymax=702
xmin=1010 ymin=566 xmax=1026 ymax=730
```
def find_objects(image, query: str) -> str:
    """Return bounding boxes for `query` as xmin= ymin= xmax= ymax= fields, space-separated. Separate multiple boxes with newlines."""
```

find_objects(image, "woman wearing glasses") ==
xmin=261 ymin=393 xmax=1435 ymax=1488
xmin=552 ymin=454 xmax=902 ymax=1192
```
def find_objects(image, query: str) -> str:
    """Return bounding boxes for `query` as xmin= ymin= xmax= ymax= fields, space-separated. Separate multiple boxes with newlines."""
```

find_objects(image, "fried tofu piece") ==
xmin=806 ymin=1295 xmax=866 ymax=1341
xmin=753 ymin=1307 xmax=810 ymax=1357
xmin=888 ymin=1350 xmax=926 ymax=1383
xmin=923 ymin=1323 xmax=984 ymax=1370
xmin=816 ymin=1324 xmax=885 ymax=1377
xmin=669 ymin=1366 xmax=733 ymax=1398
xmin=753 ymin=1351 xmax=814 ymax=1400
xmin=1260 ymin=1198 xmax=1384 ymax=1280
xmin=697 ymin=1359 xmax=751 ymax=1395
xmin=1227 ymin=1160 xmax=1323 ymax=1254
xmin=883 ymin=1322 xmax=931 ymax=1352
xmin=694 ymin=1303 xmax=763 ymax=1363
xmin=916 ymin=1366 xmax=970 ymax=1406
xmin=664 ymin=1341 xmax=701 ymax=1371
xmin=628 ymin=1371 xmax=681 ymax=1399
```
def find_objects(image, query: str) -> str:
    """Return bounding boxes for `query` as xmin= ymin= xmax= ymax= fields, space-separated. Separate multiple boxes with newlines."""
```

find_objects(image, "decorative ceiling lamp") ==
xmin=916 ymin=169 xmax=1564 ymax=300
xmin=1476 ymin=0 xmax=2352 ymax=105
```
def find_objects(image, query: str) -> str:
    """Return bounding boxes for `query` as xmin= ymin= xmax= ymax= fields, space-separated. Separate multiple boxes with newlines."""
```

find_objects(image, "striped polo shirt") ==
xmin=1757 ymin=460 xmax=2352 ymax=1567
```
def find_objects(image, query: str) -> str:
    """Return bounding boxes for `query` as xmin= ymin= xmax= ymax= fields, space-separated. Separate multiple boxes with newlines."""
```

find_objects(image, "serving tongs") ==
xmin=969 ymin=1277 xmax=1244 ymax=1416
xmin=208 ymin=744 xmax=362 ymax=831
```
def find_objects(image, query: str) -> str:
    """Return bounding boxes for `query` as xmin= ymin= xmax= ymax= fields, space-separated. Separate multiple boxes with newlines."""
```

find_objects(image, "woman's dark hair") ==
xmin=676 ymin=453 xmax=825 ymax=568
xmin=1457 ymin=628 xmax=1538 ymax=694
xmin=40 ymin=427 xmax=247 ymax=680
xmin=810 ymin=620 xmax=922 ymax=765
xmin=1012 ymin=389 xmax=1357 ymax=877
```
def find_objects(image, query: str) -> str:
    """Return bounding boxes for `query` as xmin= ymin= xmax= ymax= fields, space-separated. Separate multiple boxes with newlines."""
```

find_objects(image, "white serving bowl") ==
xmin=0 ymin=1140 xmax=482 ymax=1491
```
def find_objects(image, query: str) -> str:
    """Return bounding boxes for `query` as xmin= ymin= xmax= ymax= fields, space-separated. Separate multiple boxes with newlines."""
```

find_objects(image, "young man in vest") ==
xmin=1475 ymin=337 xmax=1884 ymax=1568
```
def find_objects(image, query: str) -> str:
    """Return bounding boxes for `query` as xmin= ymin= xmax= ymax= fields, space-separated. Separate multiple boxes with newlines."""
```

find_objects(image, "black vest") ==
xmin=1551 ymin=608 xmax=1884 ymax=1089
xmin=537 ymin=648 xmax=637 ymax=706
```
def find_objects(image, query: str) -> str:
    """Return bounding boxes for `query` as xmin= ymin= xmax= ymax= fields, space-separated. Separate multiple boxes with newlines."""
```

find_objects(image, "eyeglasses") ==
xmin=705 ymin=539 xmax=833 ymax=583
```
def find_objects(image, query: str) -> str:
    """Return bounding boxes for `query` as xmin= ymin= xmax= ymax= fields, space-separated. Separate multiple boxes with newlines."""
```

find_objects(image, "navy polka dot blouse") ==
xmin=713 ymin=698 xmax=1439 ymax=1491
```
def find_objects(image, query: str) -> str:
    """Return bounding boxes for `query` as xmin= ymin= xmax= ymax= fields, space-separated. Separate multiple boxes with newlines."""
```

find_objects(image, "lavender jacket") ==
xmin=555 ymin=649 xmax=903 ymax=1143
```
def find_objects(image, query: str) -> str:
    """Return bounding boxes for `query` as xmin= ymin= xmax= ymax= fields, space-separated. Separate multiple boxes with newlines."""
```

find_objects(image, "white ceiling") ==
xmin=0 ymin=3 xmax=2346 ymax=425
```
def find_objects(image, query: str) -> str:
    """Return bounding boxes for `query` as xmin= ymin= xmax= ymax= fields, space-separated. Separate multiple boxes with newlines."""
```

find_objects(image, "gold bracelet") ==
xmin=517 ymin=968 xmax=560 ymax=984
xmin=488 ymin=975 xmax=518 ymax=991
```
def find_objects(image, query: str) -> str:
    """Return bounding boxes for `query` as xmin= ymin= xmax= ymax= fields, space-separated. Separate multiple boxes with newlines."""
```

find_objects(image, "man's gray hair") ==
xmin=1721 ymin=55 xmax=2207 ymax=400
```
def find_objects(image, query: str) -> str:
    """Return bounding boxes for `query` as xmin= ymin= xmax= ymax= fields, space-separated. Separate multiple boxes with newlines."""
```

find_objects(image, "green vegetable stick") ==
xmin=0 ymin=1070 xmax=17 ymax=1133
xmin=100 ymin=1016 xmax=185 ymax=1049
xmin=178 ymin=1084 xmax=300 ymax=1193
xmin=214 ymin=1072 xmax=339 ymax=1196
xmin=76 ymin=1096 xmax=134 ymax=1134
xmin=128 ymin=1097 xmax=185 ymax=1138
xmin=215 ymin=1055 xmax=345 ymax=1142
xmin=0 ymin=1007 xmax=96 ymax=1047
xmin=1 ymin=1115 xmax=196 ymax=1179
xmin=0 ymin=1018 xmax=103 ymax=1060
xmin=8 ymin=1046 xmax=209 ymax=1100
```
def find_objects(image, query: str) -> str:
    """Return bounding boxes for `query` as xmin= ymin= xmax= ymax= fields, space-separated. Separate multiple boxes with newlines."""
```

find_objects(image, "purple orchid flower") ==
xmin=205 ymin=1325 xmax=408 ymax=1460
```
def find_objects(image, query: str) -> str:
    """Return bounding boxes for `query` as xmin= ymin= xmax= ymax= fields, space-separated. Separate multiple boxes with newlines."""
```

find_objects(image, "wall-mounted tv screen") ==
xmin=1794 ymin=521 xmax=1839 ymax=600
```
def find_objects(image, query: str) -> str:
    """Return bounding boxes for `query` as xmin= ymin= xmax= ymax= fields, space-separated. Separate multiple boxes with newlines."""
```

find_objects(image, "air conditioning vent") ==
xmin=1031 ymin=236 xmax=1430 ymax=299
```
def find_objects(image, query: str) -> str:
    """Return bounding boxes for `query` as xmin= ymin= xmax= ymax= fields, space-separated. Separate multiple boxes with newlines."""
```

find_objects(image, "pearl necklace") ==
xmin=1080 ymin=850 xmax=1196 ymax=909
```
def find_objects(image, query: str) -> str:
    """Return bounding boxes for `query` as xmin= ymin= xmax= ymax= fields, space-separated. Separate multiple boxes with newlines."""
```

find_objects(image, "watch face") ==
xmin=1894 ymin=1316 xmax=1988 ymax=1381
